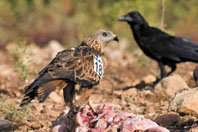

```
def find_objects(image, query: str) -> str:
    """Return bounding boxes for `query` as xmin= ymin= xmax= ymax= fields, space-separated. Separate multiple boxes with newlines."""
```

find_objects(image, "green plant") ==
xmin=6 ymin=41 xmax=35 ymax=80
xmin=134 ymin=55 xmax=150 ymax=68
xmin=1 ymin=0 xmax=197 ymax=47
xmin=0 ymin=98 xmax=32 ymax=124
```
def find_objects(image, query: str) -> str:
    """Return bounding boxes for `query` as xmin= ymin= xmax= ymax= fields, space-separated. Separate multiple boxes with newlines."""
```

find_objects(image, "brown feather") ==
xmin=21 ymin=29 xmax=117 ymax=106
xmin=37 ymin=80 xmax=64 ymax=103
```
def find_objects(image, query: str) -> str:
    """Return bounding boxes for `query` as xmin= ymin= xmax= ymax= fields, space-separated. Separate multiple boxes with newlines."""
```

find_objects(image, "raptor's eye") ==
xmin=102 ymin=32 xmax=108 ymax=37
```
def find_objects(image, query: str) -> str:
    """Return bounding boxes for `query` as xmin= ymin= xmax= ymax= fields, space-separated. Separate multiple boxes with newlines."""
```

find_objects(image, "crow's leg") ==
xmin=159 ymin=61 xmax=167 ymax=79
xmin=152 ymin=61 xmax=166 ymax=86
xmin=152 ymin=63 xmax=176 ymax=87
xmin=156 ymin=61 xmax=167 ymax=81
xmin=167 ymin=63 xmax=176 ymax=76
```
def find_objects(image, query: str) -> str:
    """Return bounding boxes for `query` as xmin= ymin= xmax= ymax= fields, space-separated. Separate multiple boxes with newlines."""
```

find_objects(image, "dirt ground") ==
xmin=0 ymin=42 xmax=197 ymax=132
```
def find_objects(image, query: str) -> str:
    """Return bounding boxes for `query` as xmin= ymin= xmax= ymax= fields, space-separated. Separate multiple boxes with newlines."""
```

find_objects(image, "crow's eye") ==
xmin=102 ymin=32 xmax=108 ymax=37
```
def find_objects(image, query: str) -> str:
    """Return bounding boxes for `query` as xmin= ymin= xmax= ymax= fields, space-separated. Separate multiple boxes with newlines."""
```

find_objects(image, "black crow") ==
xmin=118 ymin=11 xmax=198 ymax=85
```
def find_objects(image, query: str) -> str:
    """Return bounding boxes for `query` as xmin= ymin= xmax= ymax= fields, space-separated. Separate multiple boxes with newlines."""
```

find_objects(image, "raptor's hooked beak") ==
xmin=118 ymin=15 xmax=132 ymax=22
xmin=113 ymin=36 xmax=119 ymax=42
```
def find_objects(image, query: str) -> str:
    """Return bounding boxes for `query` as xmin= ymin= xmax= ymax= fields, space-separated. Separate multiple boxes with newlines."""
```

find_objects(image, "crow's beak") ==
xmin=113 ymin=36 xmax=119 ymax=42
xmin=118 ymin=16 xmax=126 ymax=21
xmin=118 ymin=15 xmax=132 ymax=22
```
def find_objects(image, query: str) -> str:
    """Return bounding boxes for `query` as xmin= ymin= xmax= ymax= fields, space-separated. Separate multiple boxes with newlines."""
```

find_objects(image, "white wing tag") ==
xmin=94 ymin=55 xmax=103 ymax=78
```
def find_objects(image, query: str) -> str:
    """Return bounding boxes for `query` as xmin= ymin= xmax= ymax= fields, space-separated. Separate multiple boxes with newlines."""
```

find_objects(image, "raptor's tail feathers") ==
xmin=37 ymin=80 xmax=65 ymax=103
xmin=24 ymin=73 xmax=53 ymax=93
xmin=20 ymin=73 xmax=65 ymax=107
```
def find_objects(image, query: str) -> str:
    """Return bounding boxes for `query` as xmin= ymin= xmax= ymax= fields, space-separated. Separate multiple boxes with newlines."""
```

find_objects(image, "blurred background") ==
xmin=0 ymin=0 xmax=198 ymax=48
xmin=0 ymin=0 xmax=198 ymax=131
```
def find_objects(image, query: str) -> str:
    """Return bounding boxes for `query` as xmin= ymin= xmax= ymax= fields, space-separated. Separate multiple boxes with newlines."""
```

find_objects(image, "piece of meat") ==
xmin=113 ymin=112 xmax=136 ymax=128
xmin=120 ymin=115 xmax=158 ymax=132
xmin=51 ymin=103 xmax=170 ymax=132
xmin=76 ymin=106 xmax=95 ymax=127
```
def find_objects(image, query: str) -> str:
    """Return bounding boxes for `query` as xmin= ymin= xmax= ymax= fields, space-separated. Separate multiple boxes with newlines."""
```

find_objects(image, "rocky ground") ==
xmin=0 ymin=40 xmax=198 ymax=132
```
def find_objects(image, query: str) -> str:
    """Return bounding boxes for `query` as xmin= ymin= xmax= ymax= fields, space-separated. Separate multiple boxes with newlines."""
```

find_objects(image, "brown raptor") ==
xmin=20 ymin=29 xmax=119 ymax=107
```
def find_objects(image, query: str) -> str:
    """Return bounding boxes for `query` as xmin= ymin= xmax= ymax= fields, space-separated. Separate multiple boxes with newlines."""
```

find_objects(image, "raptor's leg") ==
xmin=167 ymin=63 xmax=176 ymax=76
xmin=63 ymin=81 xmax=76 ymax=107
xmin=77 ymin=86 xmax=95 ymax=112
xmin=88 ymin=94 xmax=96 ymax=112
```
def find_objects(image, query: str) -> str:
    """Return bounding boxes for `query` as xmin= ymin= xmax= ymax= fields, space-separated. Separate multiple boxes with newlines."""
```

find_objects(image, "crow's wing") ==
xmin=142 ymin=28 xmax=198 ymax=62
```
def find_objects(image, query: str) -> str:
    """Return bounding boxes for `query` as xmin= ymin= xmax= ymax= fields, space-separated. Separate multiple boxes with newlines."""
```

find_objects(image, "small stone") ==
xmin=122 ymin=88 xmax=138 ymax=96
xmin=154 ymin=75 xmax=188 ymax=101
xmin=154 ymin=114 xmax=180 ymax=127
xmin=49 ymin=92 xmax=63 ymax=104
xmin=0 ymin=65 xmax=15 ymax=77
xmin=122 ymin=88 xmax=138 ymax=103
xmin=144 ymin=90 xmax=158 ymax=103
xmin=28 ymin=130 xmax=35 ymax=132
xmin=15 ymin=91 xmax=22 ymax=97
xmin=49 ymin=109 xmax=60 ymax=118
xmin=0 ymin=120 xmax=13 ymax=131
xmin=189 ymin=128 xmax=198 ymax=132
xmin=31 ymin=123 xmax=42 ymax=129
xmin=145 ymin=105 xmax=155 ymax=113
xmin=193 ymin=66 xmax=198 ymax=87
xmin=104 ymin=127 xmax=117 ymax=132
xmin=48 ymin=40 xmax=64 ymax=59
xmin=113 ymin=90 xmax=122 ymax=96
xmin=32 ymin=103 xmax=43 ymax=113
xmin=145 ymin=127 xmax=170 ymax=132
xmin=169 ymin=88 xmax=198 ymax=117
xmin=142 ymin=74 xmax=156 ymax=83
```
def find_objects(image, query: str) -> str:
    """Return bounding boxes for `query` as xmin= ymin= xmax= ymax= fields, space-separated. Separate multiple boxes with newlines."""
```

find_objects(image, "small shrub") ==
xmin=0 ymin=98 xmax=32 ymax=124
xmin=134 ymin=55 xmax=150 ymax=67
xmin=6 ymin=41 xmax=35 ymax=80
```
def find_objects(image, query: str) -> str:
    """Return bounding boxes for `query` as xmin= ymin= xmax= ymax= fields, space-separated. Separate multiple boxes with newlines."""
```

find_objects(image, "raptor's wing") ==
xmin=40 ymin=45 xmax=106 ymax=86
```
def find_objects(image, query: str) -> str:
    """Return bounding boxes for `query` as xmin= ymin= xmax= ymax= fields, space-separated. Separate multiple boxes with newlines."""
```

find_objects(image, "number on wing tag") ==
xmin=94 ymin=55 xmax=103 ymax=78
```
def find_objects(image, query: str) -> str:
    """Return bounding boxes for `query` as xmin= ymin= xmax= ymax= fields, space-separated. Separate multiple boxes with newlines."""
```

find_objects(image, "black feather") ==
xmin=118 ymin=11 xmax=198 ymax=85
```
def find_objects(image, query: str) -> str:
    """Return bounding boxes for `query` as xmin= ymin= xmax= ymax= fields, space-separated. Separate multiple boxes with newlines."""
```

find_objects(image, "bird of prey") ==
xmin=193 ymin=66 xmax=198 ymax=87
xmin=20 ymin=29 xmax=119 ymax=108
xmin=118 ymin=11 xmax=198 ymax=85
